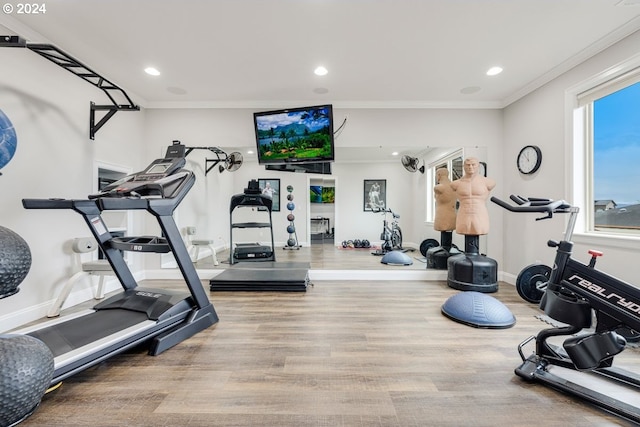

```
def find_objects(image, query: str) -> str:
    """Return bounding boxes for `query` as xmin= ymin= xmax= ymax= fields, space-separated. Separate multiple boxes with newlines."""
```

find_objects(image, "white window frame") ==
xmin=566 ymin=52 xmax=640 ymax=249
xmin=425 ymin=149 xmax=463 ymax=223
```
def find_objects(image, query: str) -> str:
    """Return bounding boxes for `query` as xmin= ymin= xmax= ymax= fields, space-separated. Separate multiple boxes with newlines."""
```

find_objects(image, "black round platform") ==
xmin=426 ymin=245 xmax=461 ymax=270
xmin=447 ymin=253 xmax=498 ymax=293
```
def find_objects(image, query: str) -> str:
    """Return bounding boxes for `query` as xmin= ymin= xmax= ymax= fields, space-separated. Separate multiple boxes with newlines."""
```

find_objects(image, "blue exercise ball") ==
xmin=0 ymin=335 xmax=54 ymax=426
xmin=287 ymin=238 xmax=297 ymax=247
xmin=287 ymin=202 xmax=295 ymax=211
xmin=287 ymin=225 xmax=295 ymax=234
xmin=0 ymin=108 xmax=18 ymax=171
xmin=0 ymin=226 xmax=32 ymax=299
xmin=286 ymin=185 xmax=293 ymax=192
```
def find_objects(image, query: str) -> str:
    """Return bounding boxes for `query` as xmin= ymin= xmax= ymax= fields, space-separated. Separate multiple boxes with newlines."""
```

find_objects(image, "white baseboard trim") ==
xmin=500 ymin=272 xmax=517 ymax=286
xmin=309 ymin=269 xmax=448 ymax=281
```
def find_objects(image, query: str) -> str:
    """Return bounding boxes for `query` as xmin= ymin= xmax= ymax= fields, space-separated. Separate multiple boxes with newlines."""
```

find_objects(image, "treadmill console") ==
xmin=91 ymin=142 xmax=190 ymax=199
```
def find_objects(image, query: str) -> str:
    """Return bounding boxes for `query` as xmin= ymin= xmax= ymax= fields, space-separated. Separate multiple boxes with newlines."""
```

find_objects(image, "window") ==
xmin=425 ymin=150 xmax=462 ymax=223
xmin=575 ymin=62 xmax=640 ymax=236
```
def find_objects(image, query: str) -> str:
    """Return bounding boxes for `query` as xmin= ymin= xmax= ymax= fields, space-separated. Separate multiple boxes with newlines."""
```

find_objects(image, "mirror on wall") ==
xmin=163 ymin=146 xmax=490 ymax=269
xmin=309 ymin=176 xmax=336 ymax=246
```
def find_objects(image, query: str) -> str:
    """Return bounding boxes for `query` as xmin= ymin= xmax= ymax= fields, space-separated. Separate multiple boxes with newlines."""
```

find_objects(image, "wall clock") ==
xmin=517 ymin=145 xmax=542 ymax=175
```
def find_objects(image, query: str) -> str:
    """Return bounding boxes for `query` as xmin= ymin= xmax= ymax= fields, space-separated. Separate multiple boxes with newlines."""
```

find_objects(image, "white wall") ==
xmin=501 ymin=30 xmax=640 ymax=284
xmin=0 ymin=47 xmax=146 ymax=330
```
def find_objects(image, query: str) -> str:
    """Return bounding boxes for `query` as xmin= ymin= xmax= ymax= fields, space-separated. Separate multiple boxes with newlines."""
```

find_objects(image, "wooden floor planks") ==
xmin=18 ymin=245 xmax=640 ymax=426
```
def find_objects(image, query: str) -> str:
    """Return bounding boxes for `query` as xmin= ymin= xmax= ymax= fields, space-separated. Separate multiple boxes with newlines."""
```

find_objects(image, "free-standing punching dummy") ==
xmin=447 ymin=157 xmax=498 ymax=292
xmin=427 ymin=168 xmax=461 ymax=269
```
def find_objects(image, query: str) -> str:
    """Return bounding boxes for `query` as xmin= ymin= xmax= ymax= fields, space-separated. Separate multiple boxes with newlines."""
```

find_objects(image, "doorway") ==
xmin=309 ymin=177 xmax=335 ymax=245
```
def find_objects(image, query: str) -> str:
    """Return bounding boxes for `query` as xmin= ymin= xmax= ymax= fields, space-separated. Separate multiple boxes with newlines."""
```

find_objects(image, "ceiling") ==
xmin=2 ymin=0 xmax=639 ymax=110
xmin=1 ymin=1 xmax=640 ymax=163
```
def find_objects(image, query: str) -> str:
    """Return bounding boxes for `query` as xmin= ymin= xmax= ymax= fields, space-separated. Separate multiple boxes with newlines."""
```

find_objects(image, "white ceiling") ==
xmin=1 ymin=1 xmax=640 ymax=163
xmin=2 ymin=0 xmax=640 ymax=110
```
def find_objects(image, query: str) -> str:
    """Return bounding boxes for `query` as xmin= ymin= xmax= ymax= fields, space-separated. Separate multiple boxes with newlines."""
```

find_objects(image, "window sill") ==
xmin=572 ymin=231 xmax=640 ymax=252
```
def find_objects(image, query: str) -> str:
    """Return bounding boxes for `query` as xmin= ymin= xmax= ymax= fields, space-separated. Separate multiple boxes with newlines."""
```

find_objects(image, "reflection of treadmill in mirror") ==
xmin=92 ymin=141 xmax=187 ymax=200
xmin=16 ymin=141 xmax=218 ymax=386
xmin=229 ymin=180 xmax=276 ymax=264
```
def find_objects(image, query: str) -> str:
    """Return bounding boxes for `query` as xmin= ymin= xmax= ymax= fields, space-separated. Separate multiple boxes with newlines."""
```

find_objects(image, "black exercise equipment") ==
xmin=371 ymin=208 xmax=402 ymax=256
xmin=13 ymin=142 xmax=218 ymax=387
xmin=426 ymin=231 xmax=461 ymax=270
xmin=515 ymin=263 xmax=552 ymax=303
xmin=446 ymin=235 xmax=498 ymax=293
xmin=0 ymin=334 xmax=54 ymax=427
xmin=0 ymin=226 xmax=53 ymax=426
xmin=210 ymin=261 xmax=310 ymax=292
xmin=419 ymin=238 xmax=439 ymax=257
xmin=229 ymin=180 xmax=275 ymax=264
xmin=0 ymin=225 xmax=31 ymax=299
xmin=283 ymin=185 xmax=301 ymax=250
xmin=492 ymin=195 xmax=640 ymax=424
xmin=0 ymin=35 xmax=139 ymax=140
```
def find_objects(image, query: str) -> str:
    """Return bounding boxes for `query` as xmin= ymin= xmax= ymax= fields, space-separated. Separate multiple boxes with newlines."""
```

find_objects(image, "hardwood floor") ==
xmin=20 ymin=246 xmax=639 ymax=426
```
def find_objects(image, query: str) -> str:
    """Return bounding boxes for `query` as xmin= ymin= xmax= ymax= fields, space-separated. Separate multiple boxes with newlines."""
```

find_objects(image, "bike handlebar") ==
xmin=371 ymin=207 xmax=400 ymax=219
xmin=491 ymin=195 xmax=573 ymax=220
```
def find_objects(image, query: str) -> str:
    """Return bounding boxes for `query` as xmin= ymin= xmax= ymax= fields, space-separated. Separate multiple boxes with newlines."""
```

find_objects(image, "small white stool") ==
xmin=186 ymin=226 xmax=219 ymax=266
xmin=47 ymin=238 xmax=115 ymax=318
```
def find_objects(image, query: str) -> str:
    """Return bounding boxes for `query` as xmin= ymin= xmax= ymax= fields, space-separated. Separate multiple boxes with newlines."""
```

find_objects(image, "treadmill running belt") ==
xmin=28 ymin=310 xmax=149 ymax=357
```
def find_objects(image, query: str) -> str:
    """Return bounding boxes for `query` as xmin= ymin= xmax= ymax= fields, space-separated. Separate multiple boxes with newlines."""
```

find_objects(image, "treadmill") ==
xmin=14 ymin=141 xmax=218 ymax=386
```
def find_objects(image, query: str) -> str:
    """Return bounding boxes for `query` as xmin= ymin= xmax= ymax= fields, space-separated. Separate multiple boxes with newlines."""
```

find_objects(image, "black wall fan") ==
xmin=401 ymin=155 xmax=424 ymax=174
xmin=219 ymin=152 xmax=243 ymax=173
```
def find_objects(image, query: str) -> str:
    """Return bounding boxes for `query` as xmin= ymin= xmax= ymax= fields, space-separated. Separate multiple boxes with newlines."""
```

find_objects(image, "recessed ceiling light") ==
xmin=486 ymin=66 xmax=503 ymax=76
xmin=247 ymin=150 xmax=254 ymax=155
xmin=391 ymin=152 xmax=399 ymax=156
xmin=314 ymin=66 xmax=328 ymax=76
xmin=144 ymin=67 xmax=160 ymax=76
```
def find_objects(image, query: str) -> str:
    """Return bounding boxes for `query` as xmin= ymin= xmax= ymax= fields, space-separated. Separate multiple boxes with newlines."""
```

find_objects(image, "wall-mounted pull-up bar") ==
xmin=1 ymin=35 xmax=140 ymax=140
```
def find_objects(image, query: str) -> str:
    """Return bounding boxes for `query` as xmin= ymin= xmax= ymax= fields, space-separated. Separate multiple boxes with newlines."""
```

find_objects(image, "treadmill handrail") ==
xmin=98 ymin=198 xmax=151 ymax=210
xmin=23 ymin=198 xmax=77 ymax=209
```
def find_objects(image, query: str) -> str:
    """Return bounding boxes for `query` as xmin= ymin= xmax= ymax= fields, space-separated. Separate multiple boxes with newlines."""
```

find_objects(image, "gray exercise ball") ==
xmin=0 ymin=335 xmax=55 ymax=426
xmin=0 ymin=225 xmax=32 ymax=299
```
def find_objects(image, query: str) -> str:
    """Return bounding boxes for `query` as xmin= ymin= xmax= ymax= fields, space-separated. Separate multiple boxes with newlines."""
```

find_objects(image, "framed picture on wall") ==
xmin=363 ymin=179 xmax=386 ymax=211
xmin=258 ymin=178 xmax=280 ymax=211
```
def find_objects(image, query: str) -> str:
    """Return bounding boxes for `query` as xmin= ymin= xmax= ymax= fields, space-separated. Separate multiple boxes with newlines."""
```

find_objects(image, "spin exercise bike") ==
xmin=372 ymin=208 xmax=402 ymax=255
xmin=492 ymin=195 xmax=640 ymax=423
xmin=13 ymin=142 xmax=218 ymax=386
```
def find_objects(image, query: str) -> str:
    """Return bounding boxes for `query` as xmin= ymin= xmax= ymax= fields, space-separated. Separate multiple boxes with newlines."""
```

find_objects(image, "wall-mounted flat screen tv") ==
xmin=253 ymin=104 xmax=334 ymax=165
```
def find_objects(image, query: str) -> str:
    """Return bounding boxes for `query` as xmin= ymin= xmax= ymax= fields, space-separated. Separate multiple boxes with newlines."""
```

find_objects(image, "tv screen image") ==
xmin=310 ymin=185 xmax=323 ymax=203
xmin=322 ymin=186 xmax=335 ymax=203
xmin=254 ymin=105 xmax=334 ymax=164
